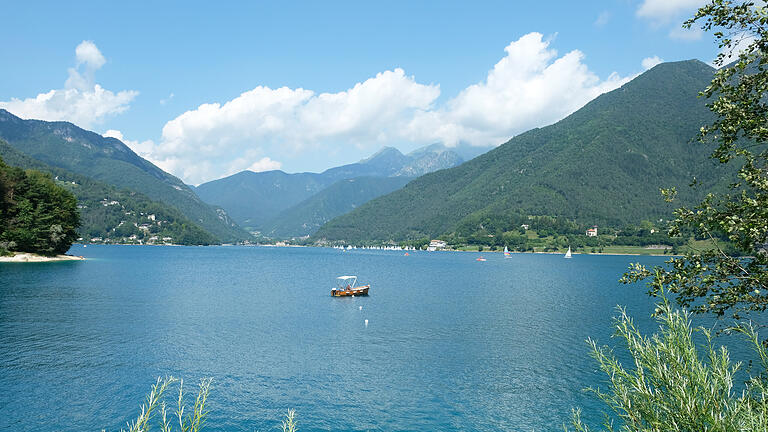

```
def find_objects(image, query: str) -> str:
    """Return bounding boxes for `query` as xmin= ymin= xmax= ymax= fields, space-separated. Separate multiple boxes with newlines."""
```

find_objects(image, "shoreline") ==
xmin=69 ymin=243 xmax=678 ymax=257
xmin=0 ymin=252 xmax=86 ymax=263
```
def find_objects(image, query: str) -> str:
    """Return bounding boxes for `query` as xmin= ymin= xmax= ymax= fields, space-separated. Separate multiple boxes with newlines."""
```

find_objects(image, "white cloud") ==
xmin=75 ymin=40 xmax=106 ymax=69
xmin=642 ymin=56 xmax=664 ymax=70
xmin=636 ymin=0 xmax=707 ymax=23
xmin=146 ymin=32 xmax=633 ymax=185
xmin=0 ymin=41 xmax=137 ymax=128
xmin=154 ymin=69 xmax=440 ymax=184
xmin=246 ymin=157 xmax=282 ymax=172
xmin=103 ymin=129 xmax=156 ymax=156
xmin=405 ymin=33 xmax=630 ymax=148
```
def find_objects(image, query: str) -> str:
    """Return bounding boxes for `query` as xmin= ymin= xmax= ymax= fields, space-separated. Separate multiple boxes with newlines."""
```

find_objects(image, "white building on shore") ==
xmin=427 ymin=239 xmax=447 ymax=251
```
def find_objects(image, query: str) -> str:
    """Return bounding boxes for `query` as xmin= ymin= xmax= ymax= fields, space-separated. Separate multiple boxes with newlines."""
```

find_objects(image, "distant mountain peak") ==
xmin=359 ymin=146 xmax=405 ymax=163
xmin=407 ymin=143 xmax=447 ymax=157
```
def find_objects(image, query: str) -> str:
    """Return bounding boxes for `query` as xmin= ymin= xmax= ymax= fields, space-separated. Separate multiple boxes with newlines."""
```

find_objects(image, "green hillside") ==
xmin=0 ymin=140 xmax=216 ymax=245
xmin=0 ymin=110 xmax=249 ymax=242
xmin=315 ymin=60 xmax=732 ymax=243
xmin=261 ymin=176 xmax=412 ymax=238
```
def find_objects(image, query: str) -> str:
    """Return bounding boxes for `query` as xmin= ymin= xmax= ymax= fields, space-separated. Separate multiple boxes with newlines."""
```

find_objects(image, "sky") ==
xmin=0 ymin=0 xmax=728 ymax=185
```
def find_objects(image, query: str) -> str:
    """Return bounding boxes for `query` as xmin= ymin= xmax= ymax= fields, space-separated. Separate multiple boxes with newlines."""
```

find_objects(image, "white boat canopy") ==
xmin=336 ymin=275 xmax=358 ymax=289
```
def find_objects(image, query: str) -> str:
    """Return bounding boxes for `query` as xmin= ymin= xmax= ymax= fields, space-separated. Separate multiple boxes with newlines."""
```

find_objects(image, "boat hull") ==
xmin=331 ymin=285 xmax=370 ymax=297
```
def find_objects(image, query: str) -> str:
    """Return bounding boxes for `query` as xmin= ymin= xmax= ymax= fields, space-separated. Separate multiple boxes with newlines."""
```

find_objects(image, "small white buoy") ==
xmin=364 ymin=319 xmax=369 ymax=327
xmin=359 ymin=306 xmax=363 ymax=311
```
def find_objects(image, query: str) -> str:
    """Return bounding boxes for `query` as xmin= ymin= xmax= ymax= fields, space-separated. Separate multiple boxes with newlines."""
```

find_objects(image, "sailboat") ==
xmin=564 ymin=246 xmax=572 ymax=259
xmin=504 ymin=246 xmax=511 ymax=258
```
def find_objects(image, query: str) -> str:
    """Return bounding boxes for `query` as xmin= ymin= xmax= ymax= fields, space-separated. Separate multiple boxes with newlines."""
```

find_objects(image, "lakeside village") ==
xmin=76 ymin=196 xmax=691 ymax=255
xmin=77 ymin=200 xmax=179 ymax=246
xmin=312 ymin=224 xmax=685 ymax=255
xmin=82 ymin=204 xmax=691 ymax=255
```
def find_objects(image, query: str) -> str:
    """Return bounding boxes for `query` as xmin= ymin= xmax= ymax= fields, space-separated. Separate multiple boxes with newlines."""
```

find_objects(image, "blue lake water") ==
xmin=0 ymin=245 xmax=753 ymax=431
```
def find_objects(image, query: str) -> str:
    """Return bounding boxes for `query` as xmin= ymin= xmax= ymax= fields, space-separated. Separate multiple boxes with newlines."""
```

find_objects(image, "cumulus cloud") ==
xmin=75 ymin=40 xmax=106 ymax=68
xmin=246 ymin=157 xmax=282 ymax=172
xmin=636 ymin=0 xmax=707 ymax=24
xmin=103 ymin=129 xmax=156 ymax=156
xmin=405 ymin=33 xmax=630 ymax=148
xmin=0 ymin=41 xmax=137 ymax=128
xmin=642 ymin=56 xmax=664 ymax=70
xmin=148 ymin=32 xmax=632 ymax=185
xmin=154 ymin=69 xmax=440 ymax=184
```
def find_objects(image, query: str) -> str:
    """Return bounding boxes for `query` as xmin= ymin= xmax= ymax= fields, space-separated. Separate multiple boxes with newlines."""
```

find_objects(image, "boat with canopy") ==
xmin=331 ymin=275 xmax=370 ymax=297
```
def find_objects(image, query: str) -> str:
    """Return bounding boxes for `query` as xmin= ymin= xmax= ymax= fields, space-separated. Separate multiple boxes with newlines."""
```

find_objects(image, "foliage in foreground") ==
xmin=115 ymin=377 xmax=297 ymax=432
xmin=116 ymin=377 xmax=211 ymax=432
xmin=602 ymin=3 xmax=768 ymax=428
xmin=624 ymin=0 xmax=768 ymax=319
xmin=569 ymin=300 xmax=768 ymax=431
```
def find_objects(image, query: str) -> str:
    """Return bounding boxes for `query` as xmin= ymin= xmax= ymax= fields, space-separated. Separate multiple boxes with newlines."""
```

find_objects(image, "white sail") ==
xmin=504 ymin=246 xmax=510 ymax=257
xmin=564 ymin=247 xmax=572 ymax=259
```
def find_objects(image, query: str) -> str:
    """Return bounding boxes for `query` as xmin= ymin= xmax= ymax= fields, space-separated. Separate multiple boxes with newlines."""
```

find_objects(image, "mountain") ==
xmin=260 ymin=176 xmax=412 ymax=238
xmin=314 ymin=60 xmax=731 ymax=243
xmin=357 ymin=147 xmax=412 ymax=175
xmin=195 ymin=144 xmax=475 ymax=231
xmin=0 ymin=139 xmax=217 ymax=245
xmin=0 ymin=109 xmax=249 ymax=242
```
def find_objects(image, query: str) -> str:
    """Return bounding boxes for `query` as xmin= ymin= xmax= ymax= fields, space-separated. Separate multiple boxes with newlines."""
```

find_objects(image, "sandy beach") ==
xmin=0 ymin=253 xmax=85 ymax=263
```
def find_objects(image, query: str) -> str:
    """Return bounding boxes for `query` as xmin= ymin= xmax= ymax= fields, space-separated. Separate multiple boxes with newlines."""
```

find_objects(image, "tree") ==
xmin=0 ymin=158 xmax=80 ymax=255
xmin=623 ymin=1 xmax=768 ymax=319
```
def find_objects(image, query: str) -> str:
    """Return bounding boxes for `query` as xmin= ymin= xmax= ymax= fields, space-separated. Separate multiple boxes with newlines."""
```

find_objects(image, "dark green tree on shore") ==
xmin=623 ymin=0 xmax=768 ymax=319
xmin=0 ymin=157 xmax=80 ymax=255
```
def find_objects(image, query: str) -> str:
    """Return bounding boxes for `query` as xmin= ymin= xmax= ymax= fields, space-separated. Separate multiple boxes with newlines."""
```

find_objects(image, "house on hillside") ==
xmin=586 ymin=226 xmax=598 ymax=237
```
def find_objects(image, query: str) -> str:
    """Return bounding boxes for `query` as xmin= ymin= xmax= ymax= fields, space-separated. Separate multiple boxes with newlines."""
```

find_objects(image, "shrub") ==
xmin=568 ymin=299 xmax=768 ymax=431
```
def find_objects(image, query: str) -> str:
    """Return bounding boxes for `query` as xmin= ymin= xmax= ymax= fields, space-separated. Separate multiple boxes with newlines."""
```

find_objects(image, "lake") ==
xmin=0 ymin=245 xmax=748 ymax=431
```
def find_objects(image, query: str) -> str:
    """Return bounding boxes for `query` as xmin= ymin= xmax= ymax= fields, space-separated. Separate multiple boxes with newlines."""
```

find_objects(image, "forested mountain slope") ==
xmin=0 ymin=109 xmax=248 ymax=242
xmin=315 ymin=60 xmax=731 ymax=242
xmin=0 ymin=140 xmax=216 ymax=245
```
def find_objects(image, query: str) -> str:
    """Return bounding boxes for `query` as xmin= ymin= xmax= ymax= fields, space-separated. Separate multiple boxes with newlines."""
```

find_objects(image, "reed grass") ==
xmin=280 ymin=409 xmax=298 ymax=432
xmin=568 ymin=297 xmax=768 ymax=431
xmin=112 ymin=377 xmax=298 ymax=431
xmin=113 ymin=377 xmax=212 ymax=432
